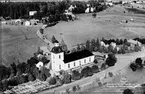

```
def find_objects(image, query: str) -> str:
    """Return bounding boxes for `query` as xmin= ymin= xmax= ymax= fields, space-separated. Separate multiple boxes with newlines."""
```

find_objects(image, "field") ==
xmin=44 ymin=5 xmax=145 ymax=49
xmin=1 ymin=4 xmax=145 ymax=66
xmin=0 ymin=24 xmax=46 ymax=66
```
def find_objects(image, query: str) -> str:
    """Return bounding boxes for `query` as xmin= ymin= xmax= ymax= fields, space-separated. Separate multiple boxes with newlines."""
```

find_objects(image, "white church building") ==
xmin=51 ymin=43 xmax=95 ymax=72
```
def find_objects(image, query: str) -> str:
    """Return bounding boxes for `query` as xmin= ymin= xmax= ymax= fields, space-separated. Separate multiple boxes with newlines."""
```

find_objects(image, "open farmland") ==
xmin=1 ymin=5 xmax=145 ymax=66
xmin=0 ymin=24 xmax=47 ymax=66
xmin=44 ymin=5 xmax=145 ymax=49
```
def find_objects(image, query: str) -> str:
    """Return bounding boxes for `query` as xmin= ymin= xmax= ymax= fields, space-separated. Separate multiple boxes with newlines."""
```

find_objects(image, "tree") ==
xmin=17 ymin=75 xmax=27 ymax=84
xmin=1 ymin=79 xmax=8 ymax=91
xmin=28 ymin=73 xmax=35 ymax=81
xmin=96 ymin=38 xmax=100 ymax=48
xmin=105 ymin=53 xmax=117 ymax=67
xmin=37 ymin=47 xmax=43 ymax=55
xmin=91 ymin=38 xmax=96 ymax=51
xmin=72 ymin=70 xmax=81 ymax=80
xmin=135 ymin=58 xmax=143 ymax=68
xmin=130 ymin=63 xmax=137 ymax=72
xmin=39 ymin=66 xmax=51 ymax=81
xmin=123 ymin=88 xmax=134 ymax=94
xmin=37 ymin=72 xmax=47 ymax=81
xmin=81 ymin=66 xmax=93 ymax=77
xmin=59 ymin=70 xmax=71 ymax=84
xmin=63 ymin=74 xmax=72 ymax=84
xmin=10 ymin=62 xmax=17 ymax=75
xmin=16 ymin=62 xmax=27 ymax=73
xmin=72 ymin=86 xmax=77 ymax=92
xmin=8 ymin=77 xmax=18 ymax=86
xmin=141 ymin=84 xmax=145 ymax=93
xmin=123 ymin=39 xmax=127 ymax=44
xmin=101 ymin=63 xmax=106 ymax=70
xmin=92 ymin=13 xmax=97 ymax=18
xmin=86 ymin=40 xmax=90 ymax=51
xmin=76 ymin=44 xmax=81 ymax=52
xmin=60 ymin=39 xmax=68 ymax=53
xmin=40 ymin=28 xmax=44 ymax=34
xmin=71 ymin=48 xmax=77 ymax=53
xmin=134 ymin=43 xmax=141 ymax=52
xmin=91 ymin=65 xmax=99 ymax=73
xmin=94 ymin=59 xmax=98 ymax=64
xmin=116 ymin=38 xmax=120 ymax=45
xmin=27 ymin=57 xmax=39 ymax=67
xmin=108 ymin=44 xmax=114 ymax=53
xmin=51 ymin=35 xmax=58 ymax=43
xmin=49 ymin=77 xmax=57 ymax=85
xmin=80 ymin=45 xmax=86 ymax=51
xmin=0 ymin=65 xmax=10 ymax=81
xmin=108 ymin=72 xmax=113 ymax=77
xmin=0 ymin=81 xmax=3 ymax=91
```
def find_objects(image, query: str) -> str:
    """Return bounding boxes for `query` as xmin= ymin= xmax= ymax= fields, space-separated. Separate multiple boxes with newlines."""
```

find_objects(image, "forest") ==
xmin=0 ymin=0 xmax=107 ymax=19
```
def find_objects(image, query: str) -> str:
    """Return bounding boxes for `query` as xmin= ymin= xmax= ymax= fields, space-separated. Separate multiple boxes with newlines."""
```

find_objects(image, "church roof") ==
xmin=64 ymin=50 xmax=93 ymax=63
xmin=51 ymin=46 xmax=63 ymax=54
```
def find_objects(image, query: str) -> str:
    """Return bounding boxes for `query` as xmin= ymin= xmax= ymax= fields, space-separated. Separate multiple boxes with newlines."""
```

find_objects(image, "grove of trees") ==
xmin=0 ymin=49 xmax=51 ymax=91
xmin=0 ymin=0 xmax=107 ymax=20
xmin=130 ymin=57 xmax=144 ymax=72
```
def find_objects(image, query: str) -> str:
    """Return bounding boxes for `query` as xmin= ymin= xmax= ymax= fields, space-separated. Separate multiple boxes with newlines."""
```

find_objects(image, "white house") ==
xmin=85 ymin=8 xmax=90 ymax=13
xmin=36 ymin=61 xmax=43 ymax=70
xmin=127 ymin=39 xmax=142 ymax=46
xmin=51 ymin=43 xmax=95 ymax=72
xmin=85 ymin=7 xmax=95 ymax=13
xmin=24 ymin=20 xmax=31 ymax=26
xmin=29 ymin=11 xmax=37 ymax=16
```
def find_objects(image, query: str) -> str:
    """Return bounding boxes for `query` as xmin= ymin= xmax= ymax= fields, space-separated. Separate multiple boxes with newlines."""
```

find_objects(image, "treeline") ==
xmin=0 ymin=50 xmax=50 ymax=91
xmin=0 ymin=0 xmax=107 ymax=19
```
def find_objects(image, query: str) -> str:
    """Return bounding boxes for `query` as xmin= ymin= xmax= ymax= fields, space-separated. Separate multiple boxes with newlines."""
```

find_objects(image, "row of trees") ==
xmin=71 ymin=38 xmax=141 ymax=54
xmin=0 ymin=50 xmax=51 ymax=91
xmin=0 ymin=0 xmax=107 ymax=19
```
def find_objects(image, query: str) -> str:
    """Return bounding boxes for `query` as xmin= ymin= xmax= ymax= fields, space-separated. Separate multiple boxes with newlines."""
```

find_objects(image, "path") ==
xmin=36 ymin=25 xmax=54 ymax=50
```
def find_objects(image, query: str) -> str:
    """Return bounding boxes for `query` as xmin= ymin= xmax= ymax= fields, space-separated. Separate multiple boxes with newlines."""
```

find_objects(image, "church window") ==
xmin=74 ymin=62 xmax=76 ymax=67
xmin=84 ymin=59 xmax=86 ymax=63
xmin=59 ymin=55 xmax=61 ymax=59
xmin=59 ymin=65 xmax=61 ymax=69
xmin=89 ymin=58 xmax=91 ymax=62
xmin=79 ymin=61 xmax=81 ymax=66
xmin=68 ymin=64 xmax=70 ymax=68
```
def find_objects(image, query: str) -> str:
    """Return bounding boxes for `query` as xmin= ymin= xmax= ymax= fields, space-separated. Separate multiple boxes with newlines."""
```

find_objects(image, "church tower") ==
xmin=51 ymin=41 xmax=64 ymax=71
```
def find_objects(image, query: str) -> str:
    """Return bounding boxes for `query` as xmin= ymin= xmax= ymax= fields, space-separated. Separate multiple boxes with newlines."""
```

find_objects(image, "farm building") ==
xmin=51 ymin=42 xmax=95 ymax=72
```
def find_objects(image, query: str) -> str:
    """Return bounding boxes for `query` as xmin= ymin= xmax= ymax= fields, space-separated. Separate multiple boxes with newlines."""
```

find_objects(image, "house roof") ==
xmin=64 ymin=50 xmax=93 ymax=63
